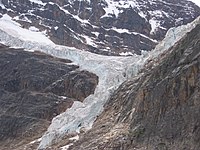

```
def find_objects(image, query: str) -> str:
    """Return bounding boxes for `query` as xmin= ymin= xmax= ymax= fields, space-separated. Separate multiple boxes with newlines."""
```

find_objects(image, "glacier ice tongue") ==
xmin=0 ymin=15 xmax=199 ymax=149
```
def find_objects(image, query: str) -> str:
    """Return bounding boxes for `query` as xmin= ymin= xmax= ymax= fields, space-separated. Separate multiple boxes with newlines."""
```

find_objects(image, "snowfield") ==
xmin=0 ymin=14 xmax=199 ymax=149
xmin=0 ymin=14 xmax=54 ymax=45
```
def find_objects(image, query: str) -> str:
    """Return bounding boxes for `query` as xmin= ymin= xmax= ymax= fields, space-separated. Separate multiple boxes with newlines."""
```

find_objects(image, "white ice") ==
xmin=0 ymin=14 xmax=54 ymax=45
xmin=102 ymin=0 xmax=139 ymax=17
xmin=29 ymin=0 xmax=46 ymax=6
xmin=0 ymin=13 xmax=199 ymax=150
xmin=188 ymin=0 xmax=200 ymax=7
xmin=0 ymin=0 xmax=5 ymax=9
xmin=149 ymin=19 xmax=160 ymax=34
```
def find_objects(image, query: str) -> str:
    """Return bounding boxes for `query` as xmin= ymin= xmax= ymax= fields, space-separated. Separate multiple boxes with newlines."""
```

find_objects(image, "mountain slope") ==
xmin=70 ymin=18 xmax=200 ymax=150
xmin=0 ymin=45 xmax=98 ymax=150
xmin=0 ymin=0 xmax=199 ymax=55
xmin=0 ymin=1 xmax=199 ymax=149
xmin=0 ymin=14 xmax=199 ymax=150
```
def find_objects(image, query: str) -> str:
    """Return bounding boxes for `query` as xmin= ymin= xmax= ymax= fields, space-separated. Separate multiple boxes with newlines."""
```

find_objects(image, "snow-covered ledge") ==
xmin=0 ymin=14 xmax=199 ymax=149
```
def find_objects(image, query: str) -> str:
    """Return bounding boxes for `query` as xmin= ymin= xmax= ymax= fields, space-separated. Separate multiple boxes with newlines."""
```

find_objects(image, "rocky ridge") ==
xmin=0 ymin=16 xmax=199 ymax=150
xmin=69 ymin=17 xmax=200 ymax=150
xmin=0 ymin=0 xmax=200 ymax=55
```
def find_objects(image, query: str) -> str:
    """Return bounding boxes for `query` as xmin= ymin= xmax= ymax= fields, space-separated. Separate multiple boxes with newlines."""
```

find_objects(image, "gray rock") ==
xmin=0 ymin=45 xmax=98 ymax=150
xmin=69 ymin=20 xmax=200 ymax=150
xmin=1 ymin=0 xmax=199 ymax=55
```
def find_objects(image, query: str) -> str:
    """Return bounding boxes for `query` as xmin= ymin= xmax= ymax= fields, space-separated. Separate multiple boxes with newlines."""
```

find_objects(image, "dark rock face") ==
xmin=45 ymin=70 xmax=98 ymax=102
xmin=0 ymin=45 xmax=98 ymax=150
xmin=70 ymin=23 xmax=200 ymax=149
xmin=0 ymin=0 xmax=199 ymax=55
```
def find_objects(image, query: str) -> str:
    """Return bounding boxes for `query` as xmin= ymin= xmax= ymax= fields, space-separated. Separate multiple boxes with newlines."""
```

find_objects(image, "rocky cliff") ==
xmin=0 ymin=44 xmax=98 ymax=150
xmin=0 ymin=15 xmax=199 ymax=150
xmin=0 ymin=0 xmax=199 ymax=55
xmin=69 ymin=17 xmax=200 ymax=150
xmin=0 ymin=1 xmax=199 ymax=149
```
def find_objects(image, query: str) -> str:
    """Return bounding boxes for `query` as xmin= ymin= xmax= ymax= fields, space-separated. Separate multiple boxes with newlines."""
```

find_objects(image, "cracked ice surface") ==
xmin=0 ymin=16 xmax=199 ymax=149
xmin=0 ymin=29 xmax=142 ymax=148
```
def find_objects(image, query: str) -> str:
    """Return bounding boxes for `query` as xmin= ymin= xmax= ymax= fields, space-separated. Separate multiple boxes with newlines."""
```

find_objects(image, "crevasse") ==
xmin=0 ymin=16 xmax=199 ymax=149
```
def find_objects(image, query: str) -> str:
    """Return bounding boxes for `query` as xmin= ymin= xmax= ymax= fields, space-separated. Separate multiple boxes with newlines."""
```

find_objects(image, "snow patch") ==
xmin=13 ymin=15 xmax=32 ymax=23
xmin=0 ymin=0 xmax=5 ymax=9
xmin=72 ymin=15 xmax=90 ymax=24
xmin=92 ymin=32 xmax=100 ymax=37
xmin=102 ymin=0 xmax=139 ymax=17
xmin=189 ymin=0 xmax=200 ymax=7
xmin=29 ymin=26 xmax=39 ymax=32
xmin=61 ymin=143 xmax=73 ymax=150
xmin=0 ymin=14 xmax=54 ymax=45
xmin=29 ymin=0 xmax=46 ymax=6
xmin=0 ymin=13 xmax=199 ymax=150
xmin=59 ymin=135 xmax=79 ymax=150
xmin=111 ymin=27 xmax=158 ymax=43
xmin=119 ymin=52 xmax=134 ymax=56
xmin=69 ymin=135 xmax=79 ymax=141
xmin=29 ymin=137 xmax=42 ymax=144
xmin=82 ymin=35 xmax=98 ymax=47
xmin=112 ymin=27 xmax=130 ymax=34
xmin=54 ymin=26 xmax=58 ymax=30
xmin=149 ymin=19 xmax=160 ymax=34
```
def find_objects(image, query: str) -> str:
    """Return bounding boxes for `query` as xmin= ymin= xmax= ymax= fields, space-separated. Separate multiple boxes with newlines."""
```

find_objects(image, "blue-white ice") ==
xmin=0 ymin=14 xmax=199 ymax=149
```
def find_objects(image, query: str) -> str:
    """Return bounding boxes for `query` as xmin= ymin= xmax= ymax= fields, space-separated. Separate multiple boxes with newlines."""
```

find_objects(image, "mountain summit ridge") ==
xmin=0 ymin=0 xmax=200 ymax=149
xmin=0 ymin=14 xmax=199 ymax=150
xmin=0 ymin=0 xmax=200 ymax=55
xmin=69 ymin=14 xmax=200 ymax=150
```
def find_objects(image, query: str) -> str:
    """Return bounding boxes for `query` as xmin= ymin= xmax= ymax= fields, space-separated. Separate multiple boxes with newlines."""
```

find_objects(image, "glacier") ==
xmin=0 ymin=14 xmax=199 ymax=149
